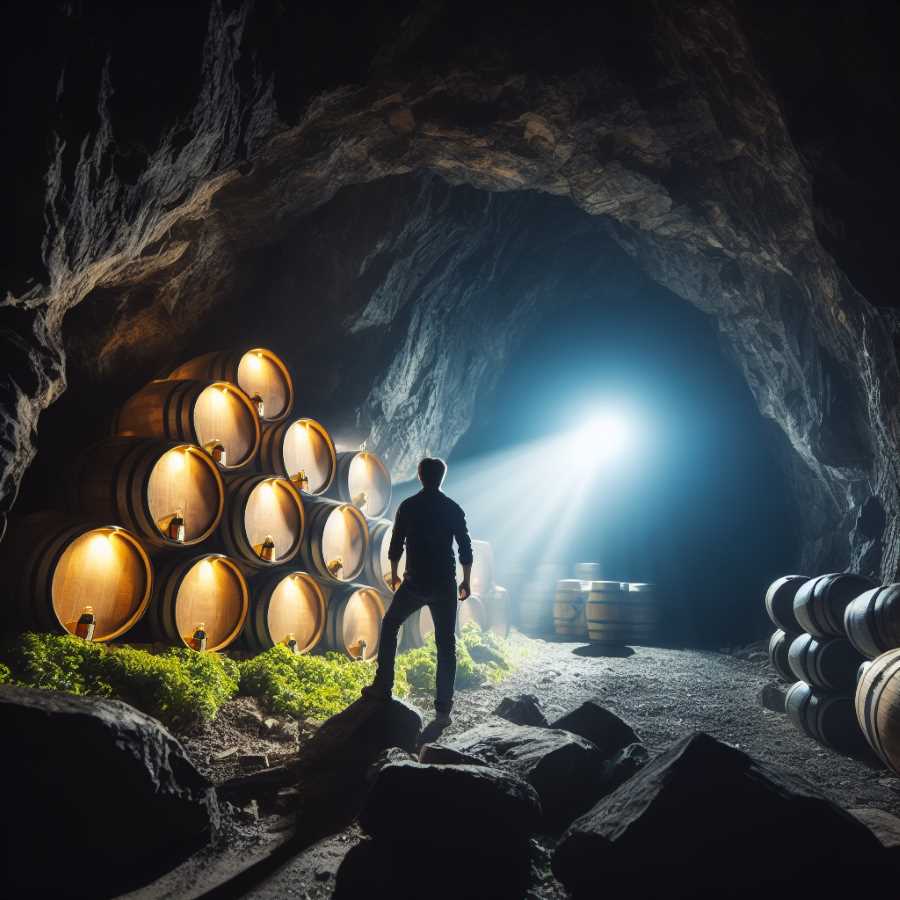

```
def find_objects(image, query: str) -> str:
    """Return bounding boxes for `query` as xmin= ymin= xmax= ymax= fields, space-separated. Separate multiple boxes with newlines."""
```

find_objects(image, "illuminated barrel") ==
xmin=66 ymin=437 xmax=224 ymax=549
xmin=458 ymin=594 xmax=488 ymax=632
xmin=400 ymin=605 xmax=436 ymax=651
xmin=168 ymin=347 xmax=294 ymax=423
xmin=114 ymin=379 xmax=260 ymax=472
xmin=299 ymin=496 xmax=370 ymax=582
xmin=574 ymin=562 xmax=603 ymax=582
xmin=787 ymin=633 xmax=864 ymax=691
xmin=793 ymin=572 xmax=878 ymax=639
xmin=259 ymin=418 xmax=336 ymax=494
xmin=786 ymin=681 xmax=870 ymax=757
xmin=764 ymin=575 xmax=809 ymax=633
xmin=844 ymin=584 xmax=900 ymax=659
xmin=0 ymin=513 xmax=152 ymax=642
xmin=518 ymin=563 xmax=566 ymax=634
xmin=554 ymin=579 xmax=588 ymax=639
xmin=364 ymin=519 xmax=405 ymax=591
xmin=318 ymin=582 xmax=385 ymax=660
xmin=487 ymin=585 xmax=511 ymax=638
xmin=220 ymin=475 xmax=305 ymax=570
xmin=244 ymin=570 xmax=326 ymax=653
xmin=150 ymin=553 xmax=249 ymax=651
xmin=768 ymin=629 xmax=798 ymax=682
xmin=326 ymin=450 xmax=391 ymax=519
xmin=587 ymin=581 xmax=659 ymax=644
xmin=855 ymin=648 xmax=900 ymax=774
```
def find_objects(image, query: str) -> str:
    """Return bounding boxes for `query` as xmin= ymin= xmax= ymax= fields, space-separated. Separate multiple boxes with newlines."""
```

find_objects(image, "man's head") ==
xmin=418 ymin=457 xmax=447 ymax=490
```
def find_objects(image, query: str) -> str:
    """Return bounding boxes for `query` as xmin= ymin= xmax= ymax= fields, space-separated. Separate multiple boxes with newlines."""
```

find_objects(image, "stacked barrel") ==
xmin=764 ymin=572 xmax=900 ymax=772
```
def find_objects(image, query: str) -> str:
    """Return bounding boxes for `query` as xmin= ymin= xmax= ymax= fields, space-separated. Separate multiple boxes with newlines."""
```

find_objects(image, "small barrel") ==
xmin=169 ymin=348 xmax=294 ymax=423
xmin=259 ymin=417 xmax=337 ymax=495
xmin=66 ymin=437 xmax=224 ymax=549
xmin=574 ymin=562 xmax=603 ymax=582
xmin=586 ymin=581 xmax=629 ymax=643
xmin=768 ymin=629 xmax=797 ymax=682
xmin=326 ymin=450 xmax=392 ymax=519
xmin=150 ymin=553 xmax=249 ymax=651
xmin=554 ymin=579 xmax=588 ymax=639
xmin=793 ymin=572 xmax=878 ymax=639
xmin=0 ymin=514 xmax=152 ymax=642
xmin=364 ymin=518 xmax=405 ymax=592
xmin=787 ymin=633 xmax=864 ymax=691
xmin=764 ymin=575 xmax=809 ymax=633
xmin=855 ymin=647 xmax=900 ymax=775
xmin=299 ymin=496 xmax=370 ymax=582
xmin=400 ymin=605 xmax=437 ymax=651
xmin=319 ymin=582 xmax=385 ymax=660
xmin=458 ymin=594 xmax=488 ymax=631
xmin=114 ymin=379 xmax=260 ymax=472
xmin=786 ymin=681 xmax=870 ymax=757
xmin=844 ymin=583 xmax=900 ymax=659
xmin=220 ymin=475 xmax=305 ymax=569
xmin=245 ymin=570 xmax=326 ymax=653
xmin=487 ymin=584 xmax=511 ymax=638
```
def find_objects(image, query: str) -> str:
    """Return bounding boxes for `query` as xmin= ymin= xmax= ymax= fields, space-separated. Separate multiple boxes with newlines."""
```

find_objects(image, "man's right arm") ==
xmin=454 ymin=504 xmax=474 ymax=600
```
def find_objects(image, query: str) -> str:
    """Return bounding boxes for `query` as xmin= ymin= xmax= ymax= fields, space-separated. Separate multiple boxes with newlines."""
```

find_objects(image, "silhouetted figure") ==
xmin=363 ymin=457 xmax=473 ymax=726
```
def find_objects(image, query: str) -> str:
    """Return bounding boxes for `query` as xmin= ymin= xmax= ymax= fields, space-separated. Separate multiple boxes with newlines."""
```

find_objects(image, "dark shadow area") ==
xmin=572 ymin=644 xmax=635 ymax=659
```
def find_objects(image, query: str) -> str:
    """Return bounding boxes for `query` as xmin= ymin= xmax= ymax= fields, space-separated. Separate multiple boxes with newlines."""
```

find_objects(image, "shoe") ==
xmin=362 ymin=684 xmax=391 ymax=702
xmin=432 ymin=711 xmax=452 ymax=727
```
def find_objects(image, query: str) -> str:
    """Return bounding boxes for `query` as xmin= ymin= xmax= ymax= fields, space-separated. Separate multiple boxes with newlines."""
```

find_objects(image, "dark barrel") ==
xmin=764 ymin=575 xmax=809 ymax=633
xmin=787 ymin=632 xmax=864 ymax=691
xmin=793 ymin=573 xmax=878 ymax=639
xmin=785 ymin=681 xmax=870 ymax=757
xmin=844 ymin=583 xmax=900 ymax=659
xmin=768 ymin=629 xmax=797 ymax=682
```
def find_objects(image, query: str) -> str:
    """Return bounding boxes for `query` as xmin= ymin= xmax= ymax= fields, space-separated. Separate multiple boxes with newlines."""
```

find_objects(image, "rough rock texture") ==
xmin=0 ymin=684 xmax=217 ymax=898
xmin=494 ymin=693 xmax=550 ymax=728
xmin=553 ymin=731 xmax=888 ymax=897
xmin=3 ymin=1 xmax=899 ymax=580
xmin=418 ymin=742 xmax=487 ymax=767
xmin=550 ymin=700 xmax=640 ymax=757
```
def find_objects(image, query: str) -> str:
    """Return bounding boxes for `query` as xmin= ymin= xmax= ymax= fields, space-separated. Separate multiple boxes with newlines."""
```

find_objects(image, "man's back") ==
xmin=389 ymin=488 xmax=473 ymax=588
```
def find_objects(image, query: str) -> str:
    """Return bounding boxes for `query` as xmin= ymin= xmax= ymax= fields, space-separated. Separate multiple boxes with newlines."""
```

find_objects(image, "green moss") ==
xmin=0 ymin=662 xmax=12 ymax=684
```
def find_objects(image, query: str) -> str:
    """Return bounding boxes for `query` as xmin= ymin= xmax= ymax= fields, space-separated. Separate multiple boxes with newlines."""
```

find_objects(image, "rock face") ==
xmin=2 ymin=1 xmax=898 ymax=583
xmin=0 ymin=684 xmax=218 ymax=898
xmin=494 ymin=693 xmax=550 ymax=728
xmin=553 ymin=731 xmax=887 ymax=896
xmin=550 ymin=700 xmax=639 ymax=757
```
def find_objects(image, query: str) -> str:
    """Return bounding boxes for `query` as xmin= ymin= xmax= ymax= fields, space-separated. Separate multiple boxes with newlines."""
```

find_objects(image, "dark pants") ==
xmin=373 ymin=580 xmax=457 ymax=713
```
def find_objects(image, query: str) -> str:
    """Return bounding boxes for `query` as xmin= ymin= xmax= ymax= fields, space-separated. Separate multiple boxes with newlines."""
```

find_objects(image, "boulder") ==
xmin=446 ymin=721 xmax=607 ymax=830
xmin=553 ymin=732 xmax=888 ymax=897
xmin=360 ymin=760 xmax=542 ymax=846
xmin=494 ymin=693 xmax=549 ymax=727
xmin=0 ymin=685 xmax=217 ymax=899
xmin=597 ymin=742 xmax=650 ymax=797
xmin=848 ymin=807 xmax=900 ymax=849
xmin=366 ymin=747 xmax=416 ymax=785
xmin=418 ymin=742 xmax=487 ymax=766
xmin=759 ymin=682 xmax=787 ymax=713
xmin=550 ymin=700 xmax=639 ymax=758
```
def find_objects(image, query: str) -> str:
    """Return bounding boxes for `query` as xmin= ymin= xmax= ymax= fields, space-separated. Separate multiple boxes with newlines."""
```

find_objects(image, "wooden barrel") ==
xmin=169 ymin=347 xmax=294 ymax=423
xmin=66 ymin=437 xmax=224 ymax=549
xmin=364 ymin=518 xmax=405 ymax=591
xmin=768 ymin=629 xmax=797 ymax=682
xmin=855 ymin=647 xmax=900 ymax=775
xmin=554 ymin=579 xmax=588 ymax=639
xmin=587 ymin=581 xmax=659 ymax=644
xmin=220 ymin=475 xmax=305 ymax=569
xmin=150 ymin=553 xmax=249 ymax=651
xmin=487 ymin=584 xmax=511 ymax=638
xmin=458 ymin=594 xmax=488 ymax=631
xmin=787 ymin=632 xmax=864 ymax=691
xmin=786 ymin=681 xmax=871 ymax=757
xmin=318 ymin=582 xmax=385 ymax=659
xmin=0 ymin=514 xmax=152 ymax=642
xmin=326 ymin=450 xmax=392 ymax=519
xmin=299 ymin=496 xmax=370 ymax=582
xmin=517 ymin=562 xmax=566 ymax=634
xmin=574 ymin=562 xmax=603 ymax=582
xmin=764 ymin=574 xmax=809 ymax=633
xmin=244 ymin=570 xmax=326 ymax=653
xmin=259 ymin=417 xmax=336 ymax=495
xmin=793 ymin=572 xmax=878 ymax=639
xmin=844 ymin=583 xmax=900 ymax=659
xmin=114 ymin=379 xmax=260 ymax=472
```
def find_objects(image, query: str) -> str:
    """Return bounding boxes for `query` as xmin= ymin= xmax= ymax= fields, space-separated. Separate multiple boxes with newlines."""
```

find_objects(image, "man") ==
xmin=362 ymin=457 xmax=473 ymax=726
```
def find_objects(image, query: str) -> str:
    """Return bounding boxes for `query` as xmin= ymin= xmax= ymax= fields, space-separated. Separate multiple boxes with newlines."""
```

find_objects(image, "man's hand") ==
xmin=458 ymin=580 xmax=471 ymax=601
xmin=388 ymin=574 xmax=402 ymax=592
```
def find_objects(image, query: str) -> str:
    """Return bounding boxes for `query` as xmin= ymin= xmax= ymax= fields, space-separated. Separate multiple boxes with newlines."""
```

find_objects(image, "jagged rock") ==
xmin=848 ymin=807 xmax=900 ymax=858
xmin=553 ymin=732 xmax=887 ymax=897
xmin=360 ymin=760 xmax=542 ymax=846
xmin=366 ymin=747 xmax=416 ymax=785
xmin=494 ymin=694 xmax=549 ymax=728
xmin=0 ymin=685 xmax=217 ymax=898
xmin=446 ymin=721 xmax=607 ymax=830
xmin=759 ymin=683 xmax=788 ymax=713
xmin=550 ymin=700 xmax=639 ymax=759
xmin=597 ymin=743 xmax=650 ymax=798
xmin=418 ymin=743 xmax=487 ymax=767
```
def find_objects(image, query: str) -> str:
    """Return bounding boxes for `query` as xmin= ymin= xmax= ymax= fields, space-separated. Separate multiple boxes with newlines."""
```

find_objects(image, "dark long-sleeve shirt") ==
xmin=388 ymin=488 xmax=473 ymax=589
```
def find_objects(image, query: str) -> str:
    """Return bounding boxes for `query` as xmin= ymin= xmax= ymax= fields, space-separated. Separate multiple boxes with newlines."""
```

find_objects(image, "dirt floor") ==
xmin=128 ymin=635 xmax=900 ymax=899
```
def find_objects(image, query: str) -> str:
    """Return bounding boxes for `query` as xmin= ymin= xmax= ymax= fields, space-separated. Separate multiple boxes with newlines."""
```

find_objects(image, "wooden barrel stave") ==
xmin=793 ymin=572 xmax=878 ymax=639
xmin=764 ymin=575 xmax=809 ymax=633
xmin=844 ymin=584 xmax=900 ymax=659
xmin=786 ymin=681 xmax=870 ymax=757
xmin=855 ymin=647 xmax=900 ymax=775
xmin=554 ymin=579 xmax=588 ymax=639
xmin=326 ymin=450 xmax=392 ymax=519
xmin=0 ymin=513 xmax=152 ymax=642
xmin=299 ymin=496 xmax=370 ymax=582
xmin=768 ymin=629 xmax=797 ymax=682
xmin=245 ymin=569 xmax=326 ymax=653
xmin=318 ymin=581 xmax=385 ymax=659
xmin=787 ymin=632 xmax=864 ymax=691
xmin=169 ymin=348 xmax=294 ymax=423
xmin=587 ymin=581 xmax=659 ymax=645
xmin=259 ymin=418 xmax=337 ymax=494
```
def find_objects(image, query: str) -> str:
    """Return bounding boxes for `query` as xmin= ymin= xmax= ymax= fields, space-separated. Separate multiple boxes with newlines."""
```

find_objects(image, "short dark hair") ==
xmin=418 ymin=457 xmax=447 ymax=489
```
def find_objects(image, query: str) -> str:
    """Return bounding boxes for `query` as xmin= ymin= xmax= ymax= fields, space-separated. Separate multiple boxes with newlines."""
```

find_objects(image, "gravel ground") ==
xmin=129 ymin=635 xmax=899 ymax=899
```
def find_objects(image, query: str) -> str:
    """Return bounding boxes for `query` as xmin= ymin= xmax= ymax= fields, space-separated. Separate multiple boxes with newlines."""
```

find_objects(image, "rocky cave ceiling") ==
xmin=2 ymin=0 xmax=898 ymax=581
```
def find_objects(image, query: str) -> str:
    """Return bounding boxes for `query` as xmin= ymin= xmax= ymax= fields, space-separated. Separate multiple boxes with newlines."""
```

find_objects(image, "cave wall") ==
xmin=2 ymin=0 xmax=898 ymax=580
